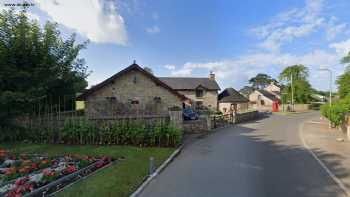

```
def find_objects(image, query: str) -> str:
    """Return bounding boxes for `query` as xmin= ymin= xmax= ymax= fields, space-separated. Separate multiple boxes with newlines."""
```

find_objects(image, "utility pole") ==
xmin=291 ymin=73 xmax=294 ymax=111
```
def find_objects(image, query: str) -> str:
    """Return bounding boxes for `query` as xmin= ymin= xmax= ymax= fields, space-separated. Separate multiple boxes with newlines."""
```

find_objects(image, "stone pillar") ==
xmin=169 ymin=110 xmax=183 ymax=130
xmin=206 ymin=115 xmax=212 ymax=130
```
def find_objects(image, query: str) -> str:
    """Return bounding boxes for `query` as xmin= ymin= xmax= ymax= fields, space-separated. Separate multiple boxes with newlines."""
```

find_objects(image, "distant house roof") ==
xmin=267 ymin=82 xmax=281 ymax=88
xmin=239 ymin=86 xmax=255 ymax=98
xmin=76 ymin=64 xmax=188 ymax=101
xmin=257 ymin=89 xmax=280 ymax=101
xmin=159 ymin=77 xmax=220 ymax=90
xmin=218 ymin=88 xmax=249 ymax=103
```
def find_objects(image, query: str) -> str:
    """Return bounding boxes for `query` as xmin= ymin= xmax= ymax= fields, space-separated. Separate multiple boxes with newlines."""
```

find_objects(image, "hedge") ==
xmin=320 ymin=93 xmax=350 ymax=126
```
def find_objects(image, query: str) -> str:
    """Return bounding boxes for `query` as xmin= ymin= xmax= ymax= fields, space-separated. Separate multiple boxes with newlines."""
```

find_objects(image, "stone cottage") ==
xmin=159 ymin=72 xmax=221 ymax=110
xmin=249 ymin=89 xmax=280 ymax=106
xmin=218 ymin=88 xmax=249 ymax=113
xmin=76 ymin=63 xmax=189 ymax=118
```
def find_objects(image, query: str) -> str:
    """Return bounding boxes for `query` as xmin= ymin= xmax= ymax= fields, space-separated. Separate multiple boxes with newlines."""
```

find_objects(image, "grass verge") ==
xmin=0 ymin=143 xmax=174 ymax=197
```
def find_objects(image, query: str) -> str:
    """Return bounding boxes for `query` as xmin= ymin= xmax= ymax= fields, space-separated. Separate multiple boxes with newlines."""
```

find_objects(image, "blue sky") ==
xmin=2 ymin=0 xmax=350 ymax=91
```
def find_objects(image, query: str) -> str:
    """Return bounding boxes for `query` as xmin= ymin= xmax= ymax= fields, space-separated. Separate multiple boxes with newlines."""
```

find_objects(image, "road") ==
xmin=139 ymin=112 xmax=347 ymax=197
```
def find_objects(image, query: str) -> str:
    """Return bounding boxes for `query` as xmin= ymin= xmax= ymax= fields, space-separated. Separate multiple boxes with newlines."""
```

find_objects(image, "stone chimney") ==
xmin=209 ymin=71 xmax=215 ymax=81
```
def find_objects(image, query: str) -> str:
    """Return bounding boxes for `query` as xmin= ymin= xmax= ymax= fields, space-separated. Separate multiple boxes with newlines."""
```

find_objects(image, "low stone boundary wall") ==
xmin=293 ymin=104 xmax=311 ymax=111
xmin=182 ymin=111 xmax=260 ymax=134
xmin=235 ymin=111 xmax=259 ymax=123
xmin=341 ymin=115 xmax=350 ymax=140
xmin=183 ymin=119 xmax=208 ymax=134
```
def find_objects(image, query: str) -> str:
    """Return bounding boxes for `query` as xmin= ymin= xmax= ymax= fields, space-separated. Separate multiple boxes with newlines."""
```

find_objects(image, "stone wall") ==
xmin=341 ymin=115 xmax=350 ymax=140
xmin=183 ymin=119 xmax=209 ymax=134
xmin=182 ymin=111 xmax=260 ymax=134
xmin=235 ymin=111 xmax=259 ymax=123
xmin=293 ymin=104 xmax=310 ymax=111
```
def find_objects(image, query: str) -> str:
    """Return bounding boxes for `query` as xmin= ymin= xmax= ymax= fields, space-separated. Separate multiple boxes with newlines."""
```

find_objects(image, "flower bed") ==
xmin=0 ymin=149 xmax=113 ymax=197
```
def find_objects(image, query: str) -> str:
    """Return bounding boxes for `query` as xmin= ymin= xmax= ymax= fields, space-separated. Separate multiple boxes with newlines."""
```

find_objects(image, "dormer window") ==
xmin=196 ymin=88 xmax=204 ymax=98
xmin=154 ymin=97 xmax=161 ymax=103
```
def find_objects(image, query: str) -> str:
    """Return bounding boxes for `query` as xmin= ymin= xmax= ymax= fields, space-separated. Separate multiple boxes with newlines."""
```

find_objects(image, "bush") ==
xmin=321 ymin=93 xmax=350 ymax=126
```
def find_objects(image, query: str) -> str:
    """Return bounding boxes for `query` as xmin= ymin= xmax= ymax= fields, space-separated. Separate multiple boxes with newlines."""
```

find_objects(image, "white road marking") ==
xmin=306 ymin=121 xmax=329 ymax=125
xmin=299 ymin=122 xmax=350 ymax=197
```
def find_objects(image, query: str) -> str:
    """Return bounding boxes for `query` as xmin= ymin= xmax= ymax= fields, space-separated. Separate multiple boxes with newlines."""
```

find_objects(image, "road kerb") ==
xmin=299 ymin=121 xmax=350 ymax=197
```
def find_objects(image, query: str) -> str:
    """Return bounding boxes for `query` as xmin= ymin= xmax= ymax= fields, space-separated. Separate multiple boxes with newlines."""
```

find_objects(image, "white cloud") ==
xmin=34 ymin=0 xmax=127 ymax=45
xmin=325 ymin=17 xmax=348 ymax=41
xmin=164 ymin=64 xmax=176 ymax=70
xmin=171 ymin=67 xmax=192 ymax=77
xmin=146 ymin=25 xmax=160 ymax=34
xmin=170 ymin=47 xmax=343 ymax=89
xmin=251 ymin=0 xmax=348 ymax=52
xmin=330 ymin=39 xmax=350 ymax=57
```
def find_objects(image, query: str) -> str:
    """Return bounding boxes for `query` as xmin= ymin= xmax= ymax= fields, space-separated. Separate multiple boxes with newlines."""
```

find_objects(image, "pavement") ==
xmin=301 ymin=115 xmax=350 ymax=194
xmin=139 ymin=111 xmax=347 ymax=197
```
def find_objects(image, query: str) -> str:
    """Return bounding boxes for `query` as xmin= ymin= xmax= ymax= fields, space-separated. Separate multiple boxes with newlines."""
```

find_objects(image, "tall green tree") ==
xmin=0 ymin=8 xmax=89 ymax=126
xmin=279 ymin=65 xmax=312 ymax=104
xmin=249 ymin=73 xmax=277 ymax=89
xmin=337 ymin=52 xmax=350 ymax=98
xmin=341 ymin=51 xmax=350 ymax=66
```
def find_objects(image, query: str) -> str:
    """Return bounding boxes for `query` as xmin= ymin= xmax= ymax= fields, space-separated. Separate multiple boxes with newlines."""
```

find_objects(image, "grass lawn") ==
xmin=0 ymin=143 xmax=175 ymax=197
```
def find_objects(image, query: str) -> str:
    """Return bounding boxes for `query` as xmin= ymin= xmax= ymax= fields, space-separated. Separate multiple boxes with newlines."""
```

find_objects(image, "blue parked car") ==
xmin=183 ymin=108 xmax=199 ymax=121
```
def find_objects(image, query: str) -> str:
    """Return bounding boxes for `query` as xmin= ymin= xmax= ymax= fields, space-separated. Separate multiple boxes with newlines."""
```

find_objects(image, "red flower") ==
xmin=15 ymin=177 xmax=29 ymax=186
xmin=63 ymin=165 xmax=77 ymax=174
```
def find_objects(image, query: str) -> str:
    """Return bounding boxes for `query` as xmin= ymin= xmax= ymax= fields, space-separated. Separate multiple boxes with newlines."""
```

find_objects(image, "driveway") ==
xmin=139 ymin=112 xmax=347 ymax=197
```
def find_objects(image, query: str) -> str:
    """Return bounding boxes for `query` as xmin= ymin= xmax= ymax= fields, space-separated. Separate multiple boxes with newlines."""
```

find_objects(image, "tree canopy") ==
xmin=248 ymin=73 xmax=277 ymax=89
xmin=279 ymin=65 xmax=312 ymax=104
xmin=0 ymin=8 xmax=89 ymax=126
xmin=337 ymin=52 xmax=350 ymax=99
xmin=341 ymin=52 xmax=350 ymax=66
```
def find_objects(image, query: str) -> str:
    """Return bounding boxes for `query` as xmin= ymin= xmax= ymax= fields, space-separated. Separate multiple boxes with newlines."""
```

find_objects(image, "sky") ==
xmin=1 ymin=0 xmax=350 ymax=91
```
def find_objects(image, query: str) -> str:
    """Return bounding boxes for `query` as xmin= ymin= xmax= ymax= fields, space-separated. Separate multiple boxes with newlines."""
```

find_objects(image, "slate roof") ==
xmin=159 ymin=77 xmax=221 ymax=90
xmin=239 ymin=86 xmax=255 ymax=98
xmin=218 ymin=88 xmax=249 ymax=103
xmin=76 ymin=64 xmax=188 ymax=101
xmin=257 ymin=89 xmax=279 ymax=101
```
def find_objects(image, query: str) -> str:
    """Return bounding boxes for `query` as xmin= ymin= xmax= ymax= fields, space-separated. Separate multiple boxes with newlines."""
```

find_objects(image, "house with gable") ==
xmin=77 ymin=63 xmax=221 ymax=117
xmin=159 ymin=72 xmax=221 ymax=110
